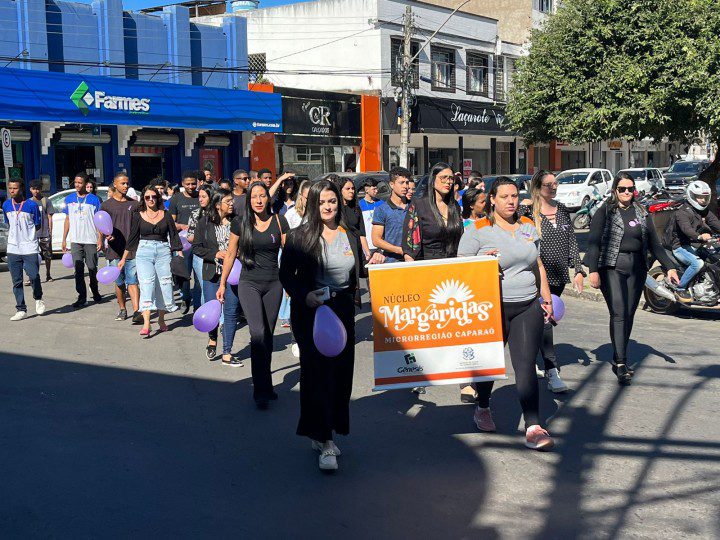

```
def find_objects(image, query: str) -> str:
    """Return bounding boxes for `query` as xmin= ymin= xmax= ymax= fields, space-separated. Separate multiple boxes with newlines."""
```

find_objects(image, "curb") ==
xmin=563 ymin=286 xmax=604 ymax=302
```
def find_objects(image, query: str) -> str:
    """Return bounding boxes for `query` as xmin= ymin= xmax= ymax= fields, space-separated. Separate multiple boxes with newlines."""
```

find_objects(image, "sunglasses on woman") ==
xmin=144 ymin=195 xmax=158 ymax=200
xmin=616 ymin=186 xmax=634 ymax=194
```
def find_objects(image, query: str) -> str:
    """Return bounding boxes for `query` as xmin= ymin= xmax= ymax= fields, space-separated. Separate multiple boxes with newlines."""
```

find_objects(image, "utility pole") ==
xmin=398 ymin=5 xmax=413 ymax=168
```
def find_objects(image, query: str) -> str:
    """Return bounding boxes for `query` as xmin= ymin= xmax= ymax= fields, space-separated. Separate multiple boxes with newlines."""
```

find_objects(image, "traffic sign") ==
xmin=1 ymin=128 xmax=12 ymax=168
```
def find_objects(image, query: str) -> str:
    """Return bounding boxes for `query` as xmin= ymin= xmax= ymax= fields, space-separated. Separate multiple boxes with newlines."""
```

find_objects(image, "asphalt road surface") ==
xmin=1 ymin=265 xmax=718 ymax=538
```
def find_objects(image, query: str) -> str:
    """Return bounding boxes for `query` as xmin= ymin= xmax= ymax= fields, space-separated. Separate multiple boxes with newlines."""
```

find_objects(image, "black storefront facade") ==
xmin=276 ymin=88 xmax=362 ymax=179
xmin=382 ymin=96 xmax=523 ymax=177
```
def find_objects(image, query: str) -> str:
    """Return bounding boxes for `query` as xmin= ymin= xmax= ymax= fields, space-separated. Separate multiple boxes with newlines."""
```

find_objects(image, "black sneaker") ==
xmin=674 ymin=289 xmax=692 ymax=303
xmin=614 ymin=364 xmax=632 ymax=386
xmin=222 ymin=357 xmax=244 ymax=368
xmin=93 ymin=294 xmax=103 ymax=303
xmin=72 ymin=299 xmax=86 ymax=309
xmin=131 ymin=311 xmax=143 ymax=324
xmin=206 ymin=343 xmax=217 ymax=360
xmin=115 ymin=309 xmax=127 ymax=321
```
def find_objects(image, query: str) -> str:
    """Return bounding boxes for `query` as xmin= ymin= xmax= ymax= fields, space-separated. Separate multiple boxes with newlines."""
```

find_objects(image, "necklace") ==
xmin=146 ymin=208 xmax=160 ymax=220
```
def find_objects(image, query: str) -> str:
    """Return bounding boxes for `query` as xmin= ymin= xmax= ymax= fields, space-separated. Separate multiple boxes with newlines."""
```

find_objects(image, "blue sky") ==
xmin=110 ymin=0 xmax=303 ymax=11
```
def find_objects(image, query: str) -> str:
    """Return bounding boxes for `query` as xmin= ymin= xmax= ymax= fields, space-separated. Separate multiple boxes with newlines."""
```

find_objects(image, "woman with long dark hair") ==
xmin=459 ymin=177 xmax=555 ymax=450
xmin=402 ymin=162 xmax=463 ymax=262
xmin=186 ymin=184 xmax=214 ymax=308
xmin=191 ymin=188 xmax=234 ymax=361
xmin=279 ymin=179 xmax=361 ymax=472
xmin=271 ymin=175 xmax=299 ymax=215
xmin=585 ymin=172 xmax=679 ymax=385
xmin=330 ymin=174 xmax=371 ymax=262
xmin=519 ymin=170 xmax=584 ymax=393
xmin=119 ymin=185 xmax=182 ymax=336
xmin=218 ymin=181 xmax=289 ymax=406
xmin=402 ymin=162 xmax=464 ymax=394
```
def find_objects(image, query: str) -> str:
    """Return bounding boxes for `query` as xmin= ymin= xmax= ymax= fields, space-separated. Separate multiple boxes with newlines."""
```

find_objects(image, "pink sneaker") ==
xmin=473 ymin=406 xmax=496 ymax=432
xmin=525 ymin=425 xmax=554 ymax=451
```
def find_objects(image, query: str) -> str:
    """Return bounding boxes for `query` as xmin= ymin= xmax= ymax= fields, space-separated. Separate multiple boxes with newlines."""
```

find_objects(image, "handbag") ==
xmin=170 ymin=254 xmax=191 ymax=280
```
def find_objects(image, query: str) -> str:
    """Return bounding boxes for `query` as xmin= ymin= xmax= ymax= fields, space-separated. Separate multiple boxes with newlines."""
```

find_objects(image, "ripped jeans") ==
xmin=135 ymin=239 xmax=177 ymax=313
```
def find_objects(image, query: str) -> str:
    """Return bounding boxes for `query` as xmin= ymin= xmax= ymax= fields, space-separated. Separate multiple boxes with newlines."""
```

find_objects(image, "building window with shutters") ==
xmin=494 ymin=56 xmax=515 ymax=102
xmin=431 ymin=46 xmax=455 ymax=93
xmin=466 ymin=52 xmax=490 ymax=97
xmin=390 ymin=37 xmax=419 ymax=88
xmin=533 ymin=0 xmax=554 ymax=13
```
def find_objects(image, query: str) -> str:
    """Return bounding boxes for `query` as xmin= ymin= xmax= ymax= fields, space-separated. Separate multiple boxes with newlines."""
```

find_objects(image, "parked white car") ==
xmin=618 ymin=168 xmax=665 ymax=194
xmin=49 ymin=187 xmax=110 ymax=252
xmin=554 ymin=168 xmax=614 ymax=210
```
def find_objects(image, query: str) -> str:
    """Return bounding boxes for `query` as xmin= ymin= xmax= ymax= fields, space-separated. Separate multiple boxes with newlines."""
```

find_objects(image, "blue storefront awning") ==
xmin=0 ymin=67 xmax=282 ymax=132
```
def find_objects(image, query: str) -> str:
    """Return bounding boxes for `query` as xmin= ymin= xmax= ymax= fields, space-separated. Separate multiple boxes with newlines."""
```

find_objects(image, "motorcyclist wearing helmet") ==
xmin=664 ymin=180 xmax=720 ymax=301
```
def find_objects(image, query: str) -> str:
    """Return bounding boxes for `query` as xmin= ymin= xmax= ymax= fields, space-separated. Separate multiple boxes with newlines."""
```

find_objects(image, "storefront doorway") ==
xmin=55 ymin=145 xmax=104 ymax=189
xmin=130 ymin=146 xmax=165 ymax=189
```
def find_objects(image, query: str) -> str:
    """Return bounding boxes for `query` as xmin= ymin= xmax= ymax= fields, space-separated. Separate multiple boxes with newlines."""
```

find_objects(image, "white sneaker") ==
xmin=547 ymin=368 xmax=569 ymax=393
xmin=319 ymin=449 xmax=338 ymax=471
xmin=535 ymin=365 xmax=545 ymax=379
xmin=291 ymin=343 xmax=300 ymax=358
xmin=35 ymin=299 xmax=46 ymax=315
xmin=10 ymin=311 xmax=26 ymax=321
xmin=312 ymin=439 xmax=341 ymax=456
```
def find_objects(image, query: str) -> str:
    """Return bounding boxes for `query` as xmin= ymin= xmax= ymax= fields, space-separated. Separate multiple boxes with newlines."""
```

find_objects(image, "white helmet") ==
xmin=686 ymin=180 xmax=711 ymax=211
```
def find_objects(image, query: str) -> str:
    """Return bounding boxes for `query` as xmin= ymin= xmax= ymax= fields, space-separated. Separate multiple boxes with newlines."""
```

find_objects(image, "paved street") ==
xmin=1 ymin=264 xmax=719 ymax=539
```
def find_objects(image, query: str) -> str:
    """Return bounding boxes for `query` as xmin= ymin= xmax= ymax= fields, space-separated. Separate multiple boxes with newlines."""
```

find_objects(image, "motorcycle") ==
xmin=572 ymin=193 xmax=605 ymax=229
xmin=644 ymin=234 xmax=720 ymax=314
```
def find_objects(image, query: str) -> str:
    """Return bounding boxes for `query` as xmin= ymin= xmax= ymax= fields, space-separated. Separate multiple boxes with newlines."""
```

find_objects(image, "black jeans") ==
xmin=539 ymin=283 xmax=566 ymax=370
xmin=599 ymin=252 xmax=646 ymax=365
xmin=236 ymin=279 xmax=283 ymax=400
xmin=71 ymin=243 xmax=99 ymax=302
xmin=475 ymin=297 xmax=545 ymax=428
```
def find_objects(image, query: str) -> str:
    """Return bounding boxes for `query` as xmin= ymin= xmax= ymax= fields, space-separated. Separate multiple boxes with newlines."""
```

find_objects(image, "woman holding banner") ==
xmin=458 ymin=177 xmax=555 ymax=451
xmin=279 ymin=179 xmax=362 ymax=472
xmin=402 ymin=162 xmax=464 ymax=395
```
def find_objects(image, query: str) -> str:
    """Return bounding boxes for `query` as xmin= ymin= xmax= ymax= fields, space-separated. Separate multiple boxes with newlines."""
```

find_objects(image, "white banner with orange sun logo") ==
xmin=368 ymin=256 xmax=506 ymax=391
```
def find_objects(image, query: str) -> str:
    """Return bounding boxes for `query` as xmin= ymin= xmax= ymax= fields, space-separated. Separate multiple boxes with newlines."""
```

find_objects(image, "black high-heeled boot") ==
xmin=613 ymin=363 xmax=632 ymax=386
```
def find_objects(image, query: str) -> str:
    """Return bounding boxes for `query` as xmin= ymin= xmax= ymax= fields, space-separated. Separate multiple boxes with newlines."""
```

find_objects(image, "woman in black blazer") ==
xmin=279 ymin=179 xmax=362 ymax=472
xmin=191 ymin=189 xmax=235 ymax=360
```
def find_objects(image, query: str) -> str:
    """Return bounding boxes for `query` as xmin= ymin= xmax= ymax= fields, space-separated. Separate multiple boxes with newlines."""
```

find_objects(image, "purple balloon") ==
xmin=93 ymin=210 xmax=113 ymax=236
xmin=552 ymin=294 xmax=565 ymax=322
xmin=313 ymin=305 xmax=347 ymax=357
xmin=179 ymin=230 xmax=191 ymax=251
xmin=97 ymin=265 xmax=121 ymax=285
xmin=227 ymin=259 xmax=242 ymax=286
xmin=193 ymin=300 xmax=222 ymax=333
xmin=61 ymin=252 xmax=74 ymax=268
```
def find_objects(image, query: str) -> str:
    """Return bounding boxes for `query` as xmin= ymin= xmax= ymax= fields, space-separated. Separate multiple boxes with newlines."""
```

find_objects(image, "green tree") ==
xmin=507 ymin=0 xmax=720 ymax=204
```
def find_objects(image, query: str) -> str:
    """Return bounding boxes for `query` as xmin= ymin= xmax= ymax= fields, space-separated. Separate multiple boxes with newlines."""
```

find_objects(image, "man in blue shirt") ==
xmin=3 ymin=179 xmax=44 ymax=320
xmin=62 ymin=172 xmax=103 ymax=308
xmin=370 ymin=167 xmax=411 ymax=263
xmin=359 ymin=178 xmax=384 ymax=251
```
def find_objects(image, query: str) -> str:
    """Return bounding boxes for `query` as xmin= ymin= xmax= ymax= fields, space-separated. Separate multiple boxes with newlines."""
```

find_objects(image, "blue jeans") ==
xmin=182 ymin=252 xmax=202 ymax=309
xmin=673 ymin=245 xmax=703 ymax=289
xmin=8 ymin=253 xmax=42 ymax=311
xmin=135 ymin=240 xmax=177 ymax=312
xmin=222 ymin=284 xmax=241 ymax=355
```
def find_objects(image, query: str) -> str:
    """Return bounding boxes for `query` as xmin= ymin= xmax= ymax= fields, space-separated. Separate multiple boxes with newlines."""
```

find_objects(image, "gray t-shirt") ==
xmin=458 ymin=217 xmax=540 ymax=302
xmin=316 ymin=230 xmax=355 ymax=291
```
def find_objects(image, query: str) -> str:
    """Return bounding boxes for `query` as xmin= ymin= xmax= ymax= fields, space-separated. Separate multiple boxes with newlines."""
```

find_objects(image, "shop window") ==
xmin=391 ymin=38 xmax=419 ymax=88
xmin=431 ymin=46 xmax=455 ymax=93
xmin=295 ymin=146 xmax=323 ymax=163
xmin=467 ymin=52 xmax=490 ymax=97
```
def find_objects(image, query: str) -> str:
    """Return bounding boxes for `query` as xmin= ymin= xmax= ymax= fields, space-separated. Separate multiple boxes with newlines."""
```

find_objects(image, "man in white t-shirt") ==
xmin=3 ymin=179 xmax=45 ymax=320
xmin=62 ymin=172 xmax=103 ymax=308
